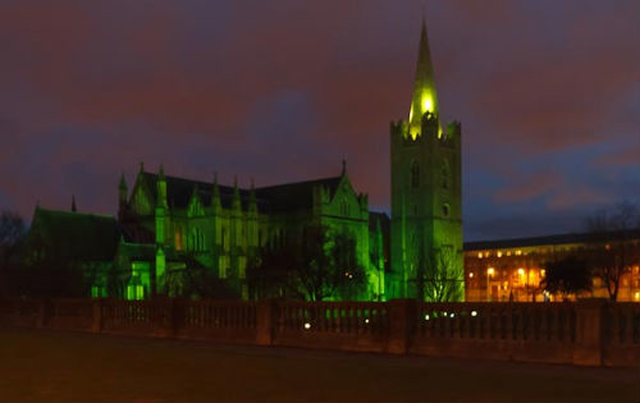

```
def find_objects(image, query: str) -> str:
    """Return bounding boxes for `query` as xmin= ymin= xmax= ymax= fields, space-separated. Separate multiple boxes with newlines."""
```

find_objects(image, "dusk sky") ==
xmin=0 ymin=0 xmax=638 ymax=241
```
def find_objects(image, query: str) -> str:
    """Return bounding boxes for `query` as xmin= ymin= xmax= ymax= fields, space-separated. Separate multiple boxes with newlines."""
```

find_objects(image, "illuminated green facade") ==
xmin=389 ymin=20 xmax=464 ymax=300
xmin=25 ymin=20 xmax=461 ymax=302
xmin=116 ymin=162 xmax=386 ymax=300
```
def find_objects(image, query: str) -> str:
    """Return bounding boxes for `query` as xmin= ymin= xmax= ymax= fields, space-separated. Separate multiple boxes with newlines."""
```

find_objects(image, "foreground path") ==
xmin=1 ymin=327 xmax=638 ymax=402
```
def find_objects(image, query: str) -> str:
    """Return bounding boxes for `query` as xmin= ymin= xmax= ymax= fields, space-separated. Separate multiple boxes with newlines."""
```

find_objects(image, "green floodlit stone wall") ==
xmin=389 ymin=19 xmax=464 ymax=301
xmin=82 ymin=21 xmax=462 ymax=302
xmin=118 ymin=167 xmax=382 ymax=301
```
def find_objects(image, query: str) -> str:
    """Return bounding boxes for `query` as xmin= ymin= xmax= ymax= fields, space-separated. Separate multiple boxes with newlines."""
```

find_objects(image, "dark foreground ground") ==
xmin=0 ymin=326 xmax=638 ymax=402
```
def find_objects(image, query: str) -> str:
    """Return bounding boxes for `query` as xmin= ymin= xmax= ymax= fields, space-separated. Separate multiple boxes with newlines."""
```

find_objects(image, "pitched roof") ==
xmin=138 ymin=171 xmax=343 ymax=213
xmin=255 ymin=176 xmax=342 ymax=212
xmin=29 ymin=208 xmax=119 ymax=261
xmin=464 ymin=229 xmax=640 ymax=251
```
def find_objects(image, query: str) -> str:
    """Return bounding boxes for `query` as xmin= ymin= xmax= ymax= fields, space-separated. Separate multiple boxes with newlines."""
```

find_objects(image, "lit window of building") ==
xmin=477 ymin=252 xmax=483 ymax=259
xmin=517 ymin=268 xmax=525 ymax=276
xmin=516 ymin=250 xmax=522 ymax=256
xmin=497 ymin=251 xmax=502 ymax=258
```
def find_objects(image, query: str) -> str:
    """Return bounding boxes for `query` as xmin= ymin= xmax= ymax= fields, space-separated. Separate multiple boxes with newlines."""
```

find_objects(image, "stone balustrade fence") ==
xmin=1 ymin=298 xmax=637 ymax=367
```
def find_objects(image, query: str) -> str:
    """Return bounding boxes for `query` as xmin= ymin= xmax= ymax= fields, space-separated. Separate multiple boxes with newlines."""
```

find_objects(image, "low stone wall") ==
xmin=1 ymin=298 xmax=637 ymax=367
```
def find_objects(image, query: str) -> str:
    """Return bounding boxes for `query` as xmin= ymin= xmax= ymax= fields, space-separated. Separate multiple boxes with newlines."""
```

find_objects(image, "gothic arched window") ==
xmin=442 ymin=159 xmax=450 ymax=190
xmin=410 ymin=161 xmax=420 ymax=188
xmin=341 ymin=199 xmax=349 ymax=216
xmin=175 ymin=226 xmax=183 ymax=251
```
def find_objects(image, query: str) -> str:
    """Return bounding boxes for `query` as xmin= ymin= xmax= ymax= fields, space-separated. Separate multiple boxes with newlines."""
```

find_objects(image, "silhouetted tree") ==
xmin=585 ymin=202 xmax=640 ymax=301
xmin=164 ymin=254 xmax=241 ymax=299
xmin=247 ymin=246 xmax=302 ymax=300
xmin=542 ymin=255 xmax=591 ymax=300
xmin=0 ymin=211 xmax=26 ymax=295
xmin=247 ymin=225 xmax=367 ymax=301
xmin=417 ymin=246 xmax=464 ymax=302
xmin=5 ymin=217 xmax=91 ymax=298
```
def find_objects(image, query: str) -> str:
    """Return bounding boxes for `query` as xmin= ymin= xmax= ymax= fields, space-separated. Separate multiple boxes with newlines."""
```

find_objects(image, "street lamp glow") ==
xmin=304 ymin=322 xmax=311 ymax=330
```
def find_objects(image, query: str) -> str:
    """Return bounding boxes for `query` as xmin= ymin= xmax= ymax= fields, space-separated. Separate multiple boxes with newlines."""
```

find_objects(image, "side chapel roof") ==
xmin=29 ymin=208 xmax=119 ymax=261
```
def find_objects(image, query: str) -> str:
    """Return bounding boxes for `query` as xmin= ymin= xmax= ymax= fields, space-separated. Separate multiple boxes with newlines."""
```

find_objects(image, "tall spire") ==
xmin=408 ymin=16 xmax=439 ymax=137
xmin=71 ymin=195 xmax=77 ymax=212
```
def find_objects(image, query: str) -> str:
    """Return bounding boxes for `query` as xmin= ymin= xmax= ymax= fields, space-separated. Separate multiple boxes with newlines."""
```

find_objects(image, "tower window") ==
xmin=442 ymin=159 xmax=450 ymax=189
xmin=443 ymin=203 xmax=450 ymax=217
xmin=410 ymin=161 xmax=420 ymax=188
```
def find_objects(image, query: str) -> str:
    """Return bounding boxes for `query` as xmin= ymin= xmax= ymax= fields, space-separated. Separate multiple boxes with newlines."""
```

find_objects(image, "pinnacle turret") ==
xmin=211 ymin=172 xmax=221 ymax=210
xmin=156 ymin=164 xmax=167 ymax=208
xmin=249 ymin=178 xmax=257 ymax=213
xmin=119 ymin=172 xmax=127 ymax=190
xmin=232 ymin=175 xmax=240 ymax=209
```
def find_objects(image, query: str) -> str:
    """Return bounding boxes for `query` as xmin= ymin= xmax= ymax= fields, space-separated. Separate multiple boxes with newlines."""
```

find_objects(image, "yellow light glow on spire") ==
xmin=421 ymin=93 xmax=433 ymax=113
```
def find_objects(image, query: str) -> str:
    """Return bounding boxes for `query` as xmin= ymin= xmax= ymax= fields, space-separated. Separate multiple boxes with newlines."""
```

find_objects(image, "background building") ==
xmin=464 ymin=230 xmax=640 ymax=302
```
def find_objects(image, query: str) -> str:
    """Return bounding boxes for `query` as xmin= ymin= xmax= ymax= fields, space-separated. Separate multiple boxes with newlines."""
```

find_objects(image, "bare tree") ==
xmin=585 ymin=202 xmax=640 ymax=301
xmin=418 ymin=246 xmax=464 ymax=302
xmin=542 ymin=255 xmax=592 ymax=300
xmin=0 ymin=211 xmax=26 ymax=272
xmin=247 ymin=225 xmax=367 ymax=301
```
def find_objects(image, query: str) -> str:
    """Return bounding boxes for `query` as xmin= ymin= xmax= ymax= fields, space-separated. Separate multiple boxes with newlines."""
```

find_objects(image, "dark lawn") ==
xmin=0 ymin=326 xmax=638 ymax=402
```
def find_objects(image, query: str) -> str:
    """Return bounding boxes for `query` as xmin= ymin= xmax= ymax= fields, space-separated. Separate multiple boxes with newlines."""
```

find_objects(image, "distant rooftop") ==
xmin=464 ymin=228 xmax=640 ymax=251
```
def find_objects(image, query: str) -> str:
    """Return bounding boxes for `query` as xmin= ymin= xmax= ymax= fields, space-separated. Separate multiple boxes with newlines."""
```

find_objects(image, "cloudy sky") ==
xmin=0 ymin=0 xmax=638 ymax=241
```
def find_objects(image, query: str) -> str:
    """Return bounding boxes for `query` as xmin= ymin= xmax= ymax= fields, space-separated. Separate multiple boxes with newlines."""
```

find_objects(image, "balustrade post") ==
xmin=91 ymin=299 xmax=103 ymax=333
xmin=573 ymin=298 xmax=606 ymax=366
xmin=256 ymin=299 xmax=276 ymax=346
xmin=38 ymin=298 xmax=52 ymax=328
xmin=160 ymin=298 xmax=179 ymax=337
xmin=385 ymin=299 xmax=417 ymax=354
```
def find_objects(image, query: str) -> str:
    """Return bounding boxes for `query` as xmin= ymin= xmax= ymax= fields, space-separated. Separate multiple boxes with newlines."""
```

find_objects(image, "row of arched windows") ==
xmin=410 ymin=159 xmax=450 ymax=190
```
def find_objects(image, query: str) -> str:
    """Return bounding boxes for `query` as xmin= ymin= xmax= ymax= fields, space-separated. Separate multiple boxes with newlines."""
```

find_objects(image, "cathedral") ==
xmin=27 ymin=19 xmax=464 ymax=302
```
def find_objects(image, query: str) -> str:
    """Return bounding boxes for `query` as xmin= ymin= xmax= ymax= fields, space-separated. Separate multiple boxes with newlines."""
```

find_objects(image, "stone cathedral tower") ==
xmin=389 ymin=19 xmax=464 ymax=300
